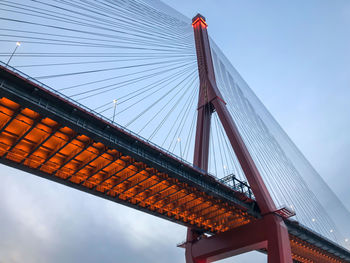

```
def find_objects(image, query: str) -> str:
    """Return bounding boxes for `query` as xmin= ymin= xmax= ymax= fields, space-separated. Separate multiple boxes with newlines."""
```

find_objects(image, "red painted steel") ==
xmin=186 ymin=14 xmax=293 ymax=263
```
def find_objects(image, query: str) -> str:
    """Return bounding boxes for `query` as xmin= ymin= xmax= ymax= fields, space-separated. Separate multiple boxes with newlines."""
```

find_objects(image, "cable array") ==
xmin=210 ymin=42 xmax=349 ymax=247
xmin=0 ymin=0 xmax=200 ymax=155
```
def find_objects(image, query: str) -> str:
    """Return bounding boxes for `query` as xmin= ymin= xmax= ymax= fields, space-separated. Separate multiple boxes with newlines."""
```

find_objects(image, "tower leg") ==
xmin=193 ymin=105 xmax=212 ymax=171
xmin=265 ymin=215 xmax=293 ymax=263
xmin=185 ymin=228 xmax=207 ymax=263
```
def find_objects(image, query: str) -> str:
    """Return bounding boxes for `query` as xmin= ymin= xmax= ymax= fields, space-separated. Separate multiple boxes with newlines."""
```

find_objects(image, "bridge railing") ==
xmin=0 ymin=61 xmax=255 ymax=201
xmin=219 ymin=174 xmax=254 ymax=199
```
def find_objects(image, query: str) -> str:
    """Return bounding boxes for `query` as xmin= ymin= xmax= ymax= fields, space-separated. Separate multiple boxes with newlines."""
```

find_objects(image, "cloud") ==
xmin=0 ymin=165 xmax=186 ymax=263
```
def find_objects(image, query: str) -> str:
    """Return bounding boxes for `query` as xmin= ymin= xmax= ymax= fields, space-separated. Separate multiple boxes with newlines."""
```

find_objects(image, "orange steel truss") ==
xmin=0 ymin=95 xmax=347 ymax=262
xmin=0 ymin=96 xmax=253 ymax=232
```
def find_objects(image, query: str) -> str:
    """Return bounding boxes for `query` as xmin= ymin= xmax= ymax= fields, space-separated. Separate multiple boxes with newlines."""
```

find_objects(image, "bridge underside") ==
xmin=0 ymin=65 xmax=349 ymax=262
xmin=0 ymin=95 xmax=253 ymax=233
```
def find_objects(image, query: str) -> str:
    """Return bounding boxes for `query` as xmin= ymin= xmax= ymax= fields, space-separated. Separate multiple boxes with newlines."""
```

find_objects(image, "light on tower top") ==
xmin=192 ymin=14 xmax=208 ymax=28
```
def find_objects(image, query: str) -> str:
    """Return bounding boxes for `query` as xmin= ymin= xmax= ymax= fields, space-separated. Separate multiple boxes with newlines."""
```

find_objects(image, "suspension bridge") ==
xmin=0 ymin=0 xmax=349 ymax=262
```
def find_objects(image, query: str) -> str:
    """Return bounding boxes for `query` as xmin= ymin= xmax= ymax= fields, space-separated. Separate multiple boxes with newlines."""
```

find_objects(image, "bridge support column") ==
xmin=265 ymin=214 xmax=293 ymax=263
xmin=186 ymin=14 xmax=292 ymax=263
xmin=185 ymin=215 xmax=292 ymax=263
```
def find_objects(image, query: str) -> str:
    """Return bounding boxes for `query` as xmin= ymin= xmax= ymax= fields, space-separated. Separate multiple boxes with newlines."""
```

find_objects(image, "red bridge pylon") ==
xmin=185 ymin=14 xmax=293 ymax=263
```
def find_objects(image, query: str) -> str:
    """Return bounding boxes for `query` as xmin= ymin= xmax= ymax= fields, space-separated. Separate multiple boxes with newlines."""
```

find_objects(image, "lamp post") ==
xmin=112 ymin=99 xmax=117 ymax=123
xmin=177 ymin=137 xmax=182 ymax=159
xmin=6 ymin=42 xmax=21 ymax=67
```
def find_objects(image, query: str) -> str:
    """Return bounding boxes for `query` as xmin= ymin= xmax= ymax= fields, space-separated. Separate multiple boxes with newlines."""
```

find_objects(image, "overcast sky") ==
xmin=0 ymin=1 xmax=349 ymax=262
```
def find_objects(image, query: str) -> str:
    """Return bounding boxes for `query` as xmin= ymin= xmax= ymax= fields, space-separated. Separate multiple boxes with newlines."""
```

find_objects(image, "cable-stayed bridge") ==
xmin=0 ymin=1 xmax=349 ymax=262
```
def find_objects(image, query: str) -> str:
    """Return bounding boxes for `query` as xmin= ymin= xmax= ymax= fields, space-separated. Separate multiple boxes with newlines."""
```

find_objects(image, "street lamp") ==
xmin=177 ymin=137 xmax=182 ymax=159
xmin=112 ymin=99 xmax=117 ymax=123
xmin=223 ymin=165 xmax=227 ymax=175
xmin=6 ymin=42 xmax=21 ymax=66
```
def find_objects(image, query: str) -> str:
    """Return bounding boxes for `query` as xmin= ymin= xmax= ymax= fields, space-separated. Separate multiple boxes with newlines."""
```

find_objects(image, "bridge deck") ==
xmin=0 ymin=64 xmax=349 ymax=262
